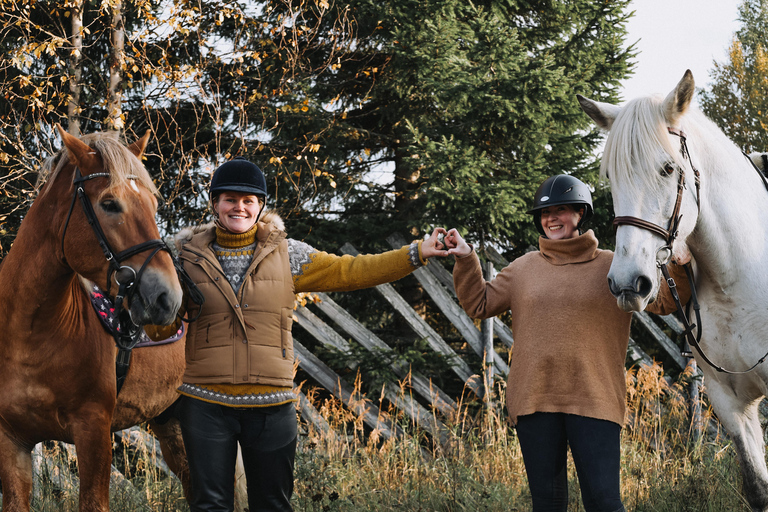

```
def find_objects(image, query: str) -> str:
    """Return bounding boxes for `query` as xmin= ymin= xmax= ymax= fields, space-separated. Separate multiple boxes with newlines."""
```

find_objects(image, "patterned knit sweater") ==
xmin=176 ymin=215 xmax=426 ymax=408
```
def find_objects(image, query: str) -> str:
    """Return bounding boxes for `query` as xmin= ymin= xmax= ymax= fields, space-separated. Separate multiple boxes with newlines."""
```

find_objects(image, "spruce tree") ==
xmin=264 ymin=0 xmax=635 ymax=254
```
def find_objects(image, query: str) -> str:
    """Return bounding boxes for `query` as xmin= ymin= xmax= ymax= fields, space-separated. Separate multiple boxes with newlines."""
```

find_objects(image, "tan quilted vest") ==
xmin=179 ymin=222 xmax=296 ymax=386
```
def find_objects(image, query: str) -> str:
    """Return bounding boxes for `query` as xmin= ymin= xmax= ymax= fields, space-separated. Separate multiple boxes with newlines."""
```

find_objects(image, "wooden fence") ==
xmin=292 ymin=234 xmax=704 ymax=442
xmin=21 ymin=234 xmax=704 ymax=503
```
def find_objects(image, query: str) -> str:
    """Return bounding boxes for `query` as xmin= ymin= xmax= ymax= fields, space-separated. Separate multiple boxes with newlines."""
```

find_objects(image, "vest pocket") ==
xmin=196 ymin=313 xmax=235 ymax=350
xmin=281 ymin=308 xmax=294 ymax=359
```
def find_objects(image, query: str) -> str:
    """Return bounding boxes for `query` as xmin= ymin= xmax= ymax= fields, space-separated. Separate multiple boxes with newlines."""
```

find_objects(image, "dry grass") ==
xmin=293 ymin=362 xmax=751 ymax=511
xmin=22 ymin=362 xmax=752 ymax=511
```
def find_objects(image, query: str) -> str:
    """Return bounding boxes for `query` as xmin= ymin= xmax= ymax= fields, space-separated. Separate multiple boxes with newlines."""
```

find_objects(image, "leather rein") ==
xmin=613 ymin=128 xmax=768 ymax=375
xmin=61 ymin=167 xmax=196 ymax=395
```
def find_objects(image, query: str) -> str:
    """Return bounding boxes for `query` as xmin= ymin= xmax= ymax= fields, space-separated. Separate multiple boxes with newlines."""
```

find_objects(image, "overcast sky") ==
xmin=618 ymin=0 xmax=742 ymax=106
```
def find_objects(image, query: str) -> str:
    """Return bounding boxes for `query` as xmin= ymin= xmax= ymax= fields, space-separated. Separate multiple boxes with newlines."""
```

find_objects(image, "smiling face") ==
xmin=213 ymin=191 xmax=264 ymax=233
xmin=539 ymin=204 xmax=583 ymax=240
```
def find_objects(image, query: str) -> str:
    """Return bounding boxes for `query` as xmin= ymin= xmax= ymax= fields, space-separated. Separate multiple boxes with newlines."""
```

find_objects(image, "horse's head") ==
xmin=577 ymin=70 xmax=700 ymax=312
xmin=45 ymin=125 xmax=182 ymax=325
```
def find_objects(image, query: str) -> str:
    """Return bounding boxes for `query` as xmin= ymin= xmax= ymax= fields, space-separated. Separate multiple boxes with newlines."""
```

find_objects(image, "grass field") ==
xmin=23 ymin=362 xmax=753 ymax=512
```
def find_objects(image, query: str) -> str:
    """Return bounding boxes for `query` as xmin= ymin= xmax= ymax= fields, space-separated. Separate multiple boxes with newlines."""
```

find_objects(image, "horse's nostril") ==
xmin=635 ymin=275 xmax=652 ymax=297
xmin=607 ymin=277 xmax=619 ymax=296
xmin=156 ymin=292 xmax=171 ymax=312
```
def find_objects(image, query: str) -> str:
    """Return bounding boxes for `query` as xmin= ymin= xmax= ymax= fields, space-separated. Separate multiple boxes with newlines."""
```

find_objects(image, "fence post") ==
xmin=482 ymin=260 xmax=495 ymax=404
xmin=689 ymin=358 xmax=702 ymax=444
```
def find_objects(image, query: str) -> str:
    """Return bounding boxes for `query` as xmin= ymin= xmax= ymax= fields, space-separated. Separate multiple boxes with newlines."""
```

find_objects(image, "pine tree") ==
xmin=699 ymin=0 xmax=768 ymax=153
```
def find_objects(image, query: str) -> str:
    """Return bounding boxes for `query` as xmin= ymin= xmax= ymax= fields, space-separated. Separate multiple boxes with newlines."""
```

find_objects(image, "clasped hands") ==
xmin=420 ymin=227 xmax=473 ymax=259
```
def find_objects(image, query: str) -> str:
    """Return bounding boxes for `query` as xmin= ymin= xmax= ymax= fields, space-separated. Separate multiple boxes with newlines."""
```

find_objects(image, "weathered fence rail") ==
xmin=292 ymin=237 xmax=704 ymax=442
xmin=27 ymin=234 xmax=707 ymax=499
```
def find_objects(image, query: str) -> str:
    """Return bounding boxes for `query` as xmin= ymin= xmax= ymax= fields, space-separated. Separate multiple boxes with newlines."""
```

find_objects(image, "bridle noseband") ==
xmin=61 ymin=166 xmax=172 ymax=394
xmin=612 ymin=128 xmax=768 ymax=374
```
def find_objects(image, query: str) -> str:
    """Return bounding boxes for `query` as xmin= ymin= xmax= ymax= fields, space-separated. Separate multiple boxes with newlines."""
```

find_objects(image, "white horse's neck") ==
xmin=686 ymin=122 xmax=768 ymax=293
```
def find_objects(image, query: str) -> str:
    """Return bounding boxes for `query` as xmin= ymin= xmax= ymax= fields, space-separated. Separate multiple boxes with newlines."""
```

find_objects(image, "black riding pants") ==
xmin=176 ymin=396 xmax=297 ymax=512
xmin=515 ymin=412 xmax=626 ymax=512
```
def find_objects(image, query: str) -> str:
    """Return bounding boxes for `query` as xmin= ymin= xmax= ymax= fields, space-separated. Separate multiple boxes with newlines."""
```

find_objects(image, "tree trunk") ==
xmin=393 ymin=145 xmax=420 ymax=234
xmin=107 ymin=0 xmax=124 ymax=132
xmin=67 ymin=0 xmax=84 ymax=136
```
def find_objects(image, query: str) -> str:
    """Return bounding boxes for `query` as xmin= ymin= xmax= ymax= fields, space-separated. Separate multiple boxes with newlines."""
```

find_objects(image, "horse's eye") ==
xmin=100 ymin=199 xmax=122 ymax=214
xmin=660 ymin=162 xmax=675 ymax=176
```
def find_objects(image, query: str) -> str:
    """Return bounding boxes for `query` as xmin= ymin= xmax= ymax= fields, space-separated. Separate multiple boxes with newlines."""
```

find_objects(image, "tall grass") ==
xmin=293 ymin=362 xmax=751 ymax=511
xmin=21 ymin=362 xmax=752 ymax=511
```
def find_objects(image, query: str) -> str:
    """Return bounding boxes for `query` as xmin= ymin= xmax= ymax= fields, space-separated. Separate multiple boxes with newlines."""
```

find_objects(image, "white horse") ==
xmin=578 ymin=70 xmax=768 ymax=511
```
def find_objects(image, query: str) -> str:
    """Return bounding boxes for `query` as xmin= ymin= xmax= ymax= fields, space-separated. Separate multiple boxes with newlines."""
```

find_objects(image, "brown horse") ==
xmin=0 ymin=126 xmax=189 ymax=511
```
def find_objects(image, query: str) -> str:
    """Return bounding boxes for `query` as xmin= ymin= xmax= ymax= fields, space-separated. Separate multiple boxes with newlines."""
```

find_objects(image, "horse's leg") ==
xmin=0 ymin=430 xmax=33 ymax=512
xmin=72 ymin=415 xmax=113 ymax=512
xmin=707 ymin=379 xmax=768 ymax=511
xmin=147 ymin=417 xmax=190 ymax=501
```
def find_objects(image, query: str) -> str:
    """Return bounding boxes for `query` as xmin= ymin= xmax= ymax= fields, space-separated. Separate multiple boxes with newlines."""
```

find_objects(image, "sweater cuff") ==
xmin=411 ymin=241 xmax=427 ymax=267
xmin=455 ymin=243 xmax=475 ymax=259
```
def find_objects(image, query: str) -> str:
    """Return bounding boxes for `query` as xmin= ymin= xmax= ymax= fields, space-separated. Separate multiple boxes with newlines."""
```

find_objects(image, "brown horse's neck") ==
xmin=0 ymin=174 xmax=92 ymax=341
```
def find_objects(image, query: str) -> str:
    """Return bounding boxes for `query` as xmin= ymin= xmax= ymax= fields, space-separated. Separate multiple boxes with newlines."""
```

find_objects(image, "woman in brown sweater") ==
xmin=445 ymin=175 xmax=688 ymax=512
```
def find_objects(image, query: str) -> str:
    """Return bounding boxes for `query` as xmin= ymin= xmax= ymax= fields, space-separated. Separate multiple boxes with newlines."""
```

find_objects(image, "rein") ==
xmin=62 ymin=167 xmax=175 ymax=394
xmin=613 ymin=129 xmax=768 ymax=374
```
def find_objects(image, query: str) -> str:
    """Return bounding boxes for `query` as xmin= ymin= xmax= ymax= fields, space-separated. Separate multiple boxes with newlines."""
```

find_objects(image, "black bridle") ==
xmin=62 ymin=167 xmax=173 ymax=394
xmin=613 ymin=129 xmax=768 ymax=374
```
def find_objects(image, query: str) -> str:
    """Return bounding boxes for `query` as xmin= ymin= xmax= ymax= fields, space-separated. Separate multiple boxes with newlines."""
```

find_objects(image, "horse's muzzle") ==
xmin=129 ymin=270 xmax=183 ymax=325
xmin=608 ymin=275 xmax=653 ymax=312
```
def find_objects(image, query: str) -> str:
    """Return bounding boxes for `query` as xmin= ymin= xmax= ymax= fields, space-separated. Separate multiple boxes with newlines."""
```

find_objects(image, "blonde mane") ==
xmin=600 ymin=95 xmax=690 ymax=197
xmin=38 ymin=131 xmax=157 ymax=199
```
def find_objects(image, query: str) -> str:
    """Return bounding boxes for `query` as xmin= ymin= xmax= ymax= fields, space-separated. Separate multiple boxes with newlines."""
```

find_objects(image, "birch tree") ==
xmin=699 ymin=0 xmax=768 ymax=152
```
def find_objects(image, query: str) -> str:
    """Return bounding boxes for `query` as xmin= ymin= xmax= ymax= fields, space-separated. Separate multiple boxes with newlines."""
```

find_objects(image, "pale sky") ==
xmin=619 ymin=0 xmax=742 ymax=106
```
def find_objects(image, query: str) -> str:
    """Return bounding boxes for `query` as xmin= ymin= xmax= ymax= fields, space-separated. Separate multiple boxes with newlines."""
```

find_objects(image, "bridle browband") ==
xmin=61 ymin=166 xmax=173 ymax=394
xmin=613 ymin=128 xmax=768 ymax=374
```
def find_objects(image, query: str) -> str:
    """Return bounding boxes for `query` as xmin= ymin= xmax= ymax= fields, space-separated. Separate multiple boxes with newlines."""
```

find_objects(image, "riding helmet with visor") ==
xmin=209 ymin=157 xmax=268 ymax=199
xmin=528 ymin=174 xmax=593 ymax=236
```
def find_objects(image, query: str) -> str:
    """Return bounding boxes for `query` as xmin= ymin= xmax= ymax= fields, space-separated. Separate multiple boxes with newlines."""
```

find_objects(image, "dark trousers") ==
xmin=515 ymin=412 xmax=626 ymax=512
xmin=176 ymin=396 xmax=297 ymax=512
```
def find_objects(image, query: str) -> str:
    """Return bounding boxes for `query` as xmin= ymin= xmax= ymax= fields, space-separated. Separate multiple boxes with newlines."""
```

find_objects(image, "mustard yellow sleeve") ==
xmin=290 ymin=239 xmax=424 ymax=293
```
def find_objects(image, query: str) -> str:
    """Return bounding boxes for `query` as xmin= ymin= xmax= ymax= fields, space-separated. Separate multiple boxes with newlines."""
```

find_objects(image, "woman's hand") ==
xmin=421 ymin=227 xmax=450 ymax=258
xmin=444 ymin=229 xmax=472 ymax=258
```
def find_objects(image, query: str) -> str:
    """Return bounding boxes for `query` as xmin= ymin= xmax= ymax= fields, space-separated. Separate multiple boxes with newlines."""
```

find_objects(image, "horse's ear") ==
xmin=577 ymin=95 xmax=620 ymax=131
xmin=127 ymin=130 xmax=151 ymax=159
xmin=662 ymin=70 xmax=695 ymax=125
xmin=56 ymin=123 xmax=101 ymax=172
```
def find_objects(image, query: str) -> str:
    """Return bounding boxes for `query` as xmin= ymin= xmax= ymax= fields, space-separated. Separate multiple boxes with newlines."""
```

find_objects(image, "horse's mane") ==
xmin=37 ymin=132 xmax=157 ymax=199
xmin=602 ymin=94 xmax=748 ymax=202
xmin=600 ymin=95 xmax=692 ymax=197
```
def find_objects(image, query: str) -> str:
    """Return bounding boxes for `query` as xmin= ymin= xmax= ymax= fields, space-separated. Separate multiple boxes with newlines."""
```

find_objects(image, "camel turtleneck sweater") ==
xmin=453 ymin=230 xmax=685 ymax=426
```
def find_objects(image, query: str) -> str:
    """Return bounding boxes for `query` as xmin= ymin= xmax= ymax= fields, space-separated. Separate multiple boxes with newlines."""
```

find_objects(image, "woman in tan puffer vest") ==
xmin=175 ymin=157 xmax=449 ymax=512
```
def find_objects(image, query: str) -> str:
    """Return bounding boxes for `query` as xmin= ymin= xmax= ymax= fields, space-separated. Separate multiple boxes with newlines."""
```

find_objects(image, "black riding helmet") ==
xmin=209 ymin=157 xmax=268 ymax=198
xmin=528 ymin=175 xmax=593 ymax=236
